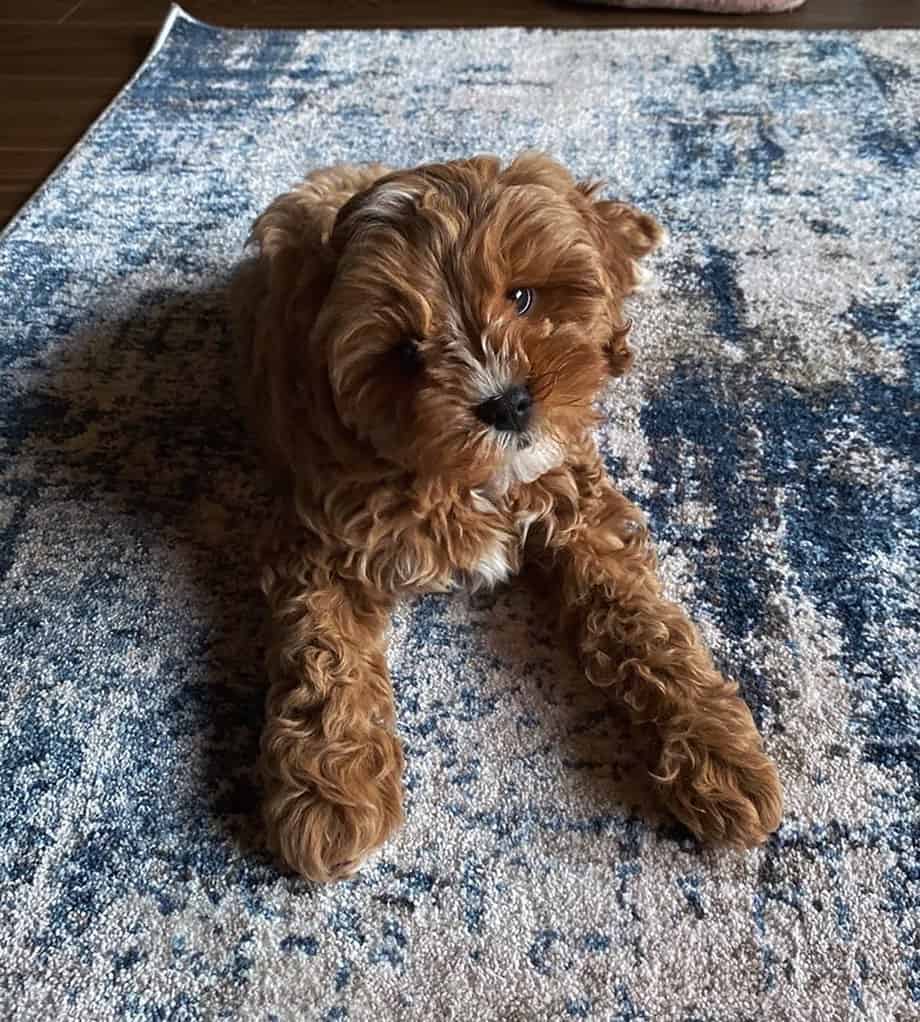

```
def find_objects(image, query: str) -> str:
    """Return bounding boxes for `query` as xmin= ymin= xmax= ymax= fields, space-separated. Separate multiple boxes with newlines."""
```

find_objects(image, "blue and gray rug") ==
xmin=1 ymin=6 xmax=917 ymax=1019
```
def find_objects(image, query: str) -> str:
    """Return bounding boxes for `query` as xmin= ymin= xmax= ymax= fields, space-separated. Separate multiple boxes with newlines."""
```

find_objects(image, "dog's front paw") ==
xmin=655 ymin=739 xmax=782 ymax=849
xmin=261 ymin=724 xmax=404 ymax=882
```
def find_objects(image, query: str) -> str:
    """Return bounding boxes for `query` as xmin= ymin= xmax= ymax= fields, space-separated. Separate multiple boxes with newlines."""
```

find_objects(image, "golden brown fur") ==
xmin=231 ymin=153 xmax=782 ymax=882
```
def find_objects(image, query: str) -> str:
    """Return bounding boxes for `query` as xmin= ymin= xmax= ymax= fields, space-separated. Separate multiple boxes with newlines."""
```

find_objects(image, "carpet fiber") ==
xmin=1 ymin=6 xmax=917 ymax=1020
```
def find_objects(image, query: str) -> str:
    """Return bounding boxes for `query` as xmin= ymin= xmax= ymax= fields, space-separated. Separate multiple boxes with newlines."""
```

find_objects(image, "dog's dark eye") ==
xmin=394 ymin=337 xmax=423 ymax=374
xmin=508 ymin=287 xmax=534 ymax=316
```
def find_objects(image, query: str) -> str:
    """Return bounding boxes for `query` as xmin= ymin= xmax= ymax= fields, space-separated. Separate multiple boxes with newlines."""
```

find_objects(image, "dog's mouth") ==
xmin=491 ymin=428 xmax=533 ymax=452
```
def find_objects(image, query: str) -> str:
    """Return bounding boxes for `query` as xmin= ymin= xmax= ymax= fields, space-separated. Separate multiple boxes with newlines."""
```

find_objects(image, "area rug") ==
xmin=0 ymin=6 xmax=917 ymax=1020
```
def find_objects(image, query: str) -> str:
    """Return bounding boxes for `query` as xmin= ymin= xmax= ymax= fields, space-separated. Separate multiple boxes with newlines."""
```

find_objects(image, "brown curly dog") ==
xmin=231 ymin=153 xmax=783 ymax=882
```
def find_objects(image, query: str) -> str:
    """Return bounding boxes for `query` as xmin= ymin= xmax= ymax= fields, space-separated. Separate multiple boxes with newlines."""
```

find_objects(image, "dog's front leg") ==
xmin=529 ymin=457 xmax=782 ymax=847
xmin=259 ymin=543 xmax=403 ymax=882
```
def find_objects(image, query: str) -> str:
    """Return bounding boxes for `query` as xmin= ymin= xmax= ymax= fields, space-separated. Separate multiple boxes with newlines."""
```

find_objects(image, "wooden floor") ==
xmin=1 ymin=0 xmax=918 ymax=229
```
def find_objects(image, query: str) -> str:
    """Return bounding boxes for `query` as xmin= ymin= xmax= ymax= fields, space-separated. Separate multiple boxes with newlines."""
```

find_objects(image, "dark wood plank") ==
xmin=0 ymin=149 xmax=68 ymax=223
xmin=0 ymin=77 xmax=118 ymax=149
xmin=65 ymin=0 xmax=920 ymax=29
xmin=0 ymin=147 xmax=67 ymax=186
xmin=0 ymin=187 xmax=36 ymax=222
xmin=0 ymin=0 xmax=83 ymax=22
xmin=0 ymin=25 xmax=153 ymax=77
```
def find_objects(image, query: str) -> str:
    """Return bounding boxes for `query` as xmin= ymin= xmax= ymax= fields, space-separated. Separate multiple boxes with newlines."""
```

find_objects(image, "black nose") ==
xmin=475 ymin=384 xmax=533 ymax=433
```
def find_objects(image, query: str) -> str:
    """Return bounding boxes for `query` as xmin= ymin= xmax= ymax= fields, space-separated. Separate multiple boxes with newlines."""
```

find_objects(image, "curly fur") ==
xmin=231 ymin=153 xmax=782 ymax=881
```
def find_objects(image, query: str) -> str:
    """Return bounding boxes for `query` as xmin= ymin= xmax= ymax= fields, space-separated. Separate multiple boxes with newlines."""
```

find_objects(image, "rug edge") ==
xmin=0 ymin=3 xmax=192 ymax=249
xmin=2 ymin=6 xmax=913 ymax=250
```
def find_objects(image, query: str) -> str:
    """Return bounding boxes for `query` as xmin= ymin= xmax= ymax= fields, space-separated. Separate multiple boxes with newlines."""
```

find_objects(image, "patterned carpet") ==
xmin=1 ymin=6 xmax=917 ymax=1020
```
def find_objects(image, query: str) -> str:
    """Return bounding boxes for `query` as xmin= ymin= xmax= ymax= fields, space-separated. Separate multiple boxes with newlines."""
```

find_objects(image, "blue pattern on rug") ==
xmin=0 ymin=7 xmax=917 ymax=1020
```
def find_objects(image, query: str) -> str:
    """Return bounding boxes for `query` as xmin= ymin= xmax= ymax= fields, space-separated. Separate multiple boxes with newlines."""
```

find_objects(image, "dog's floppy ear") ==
xmin=231 ymin=189 xmax=341 ymax=476
xmin=233 ymin=166 xmax=392 ymax=472
xmin=578 ymin=180 xmax=665 ymax=293
xmin=247 ymin=191 xmax=338 ymax=337
xmin=248 ymin=164 xmax=395 ymax=334
xmin=328 ymin=171 xmax=424 ymax=252
xmin=577 ymin=181 xmax=666 ymax=376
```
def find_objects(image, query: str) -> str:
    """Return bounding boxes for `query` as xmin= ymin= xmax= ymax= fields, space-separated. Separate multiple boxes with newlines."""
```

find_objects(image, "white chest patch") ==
xmin=469 ymin=535 xmax=513 ymax=591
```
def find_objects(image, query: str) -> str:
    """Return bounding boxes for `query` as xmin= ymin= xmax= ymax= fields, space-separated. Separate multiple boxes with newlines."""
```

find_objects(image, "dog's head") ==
xmin=260 ymin=154 xmax=663 ymax=491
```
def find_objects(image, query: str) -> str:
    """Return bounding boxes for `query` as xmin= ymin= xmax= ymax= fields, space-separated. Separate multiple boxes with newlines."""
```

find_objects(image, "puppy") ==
xmin=232 ymin=154 xmax=782 ymax=882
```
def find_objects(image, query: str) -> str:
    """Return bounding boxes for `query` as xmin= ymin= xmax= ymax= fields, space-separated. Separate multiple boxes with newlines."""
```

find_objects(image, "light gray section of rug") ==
xmin=0 ymin=6 xmax=917 ymax=1021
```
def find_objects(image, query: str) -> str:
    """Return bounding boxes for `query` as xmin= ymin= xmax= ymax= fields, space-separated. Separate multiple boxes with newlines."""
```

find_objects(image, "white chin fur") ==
xmin=486 ymin=435 xmax=564 ymax=497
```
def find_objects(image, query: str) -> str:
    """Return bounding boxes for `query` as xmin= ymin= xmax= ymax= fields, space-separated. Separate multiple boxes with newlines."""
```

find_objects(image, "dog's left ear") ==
xmin=577 ymin=182 xmax=666 ymax=376
xmin=578 ymin=181 xmax=665 ymax=292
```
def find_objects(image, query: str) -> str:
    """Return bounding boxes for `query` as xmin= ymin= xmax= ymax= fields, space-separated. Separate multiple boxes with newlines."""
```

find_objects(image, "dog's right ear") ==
xmin=231 ymin=190 xmax=338 ymax=476
xmin=234 ymin=166 xmax=397 ymax=472
xmin=247 ymin=164 xmax=396 ymax=335
xmin=247 ymin=190 xmax=339 ymax=337
xmin=328 ymin=172 xmax=423 ymax=253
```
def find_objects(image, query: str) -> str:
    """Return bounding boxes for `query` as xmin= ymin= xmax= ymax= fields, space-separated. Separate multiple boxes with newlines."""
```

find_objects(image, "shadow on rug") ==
xmin=5 ymin=282 xmax=269 ymax=857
